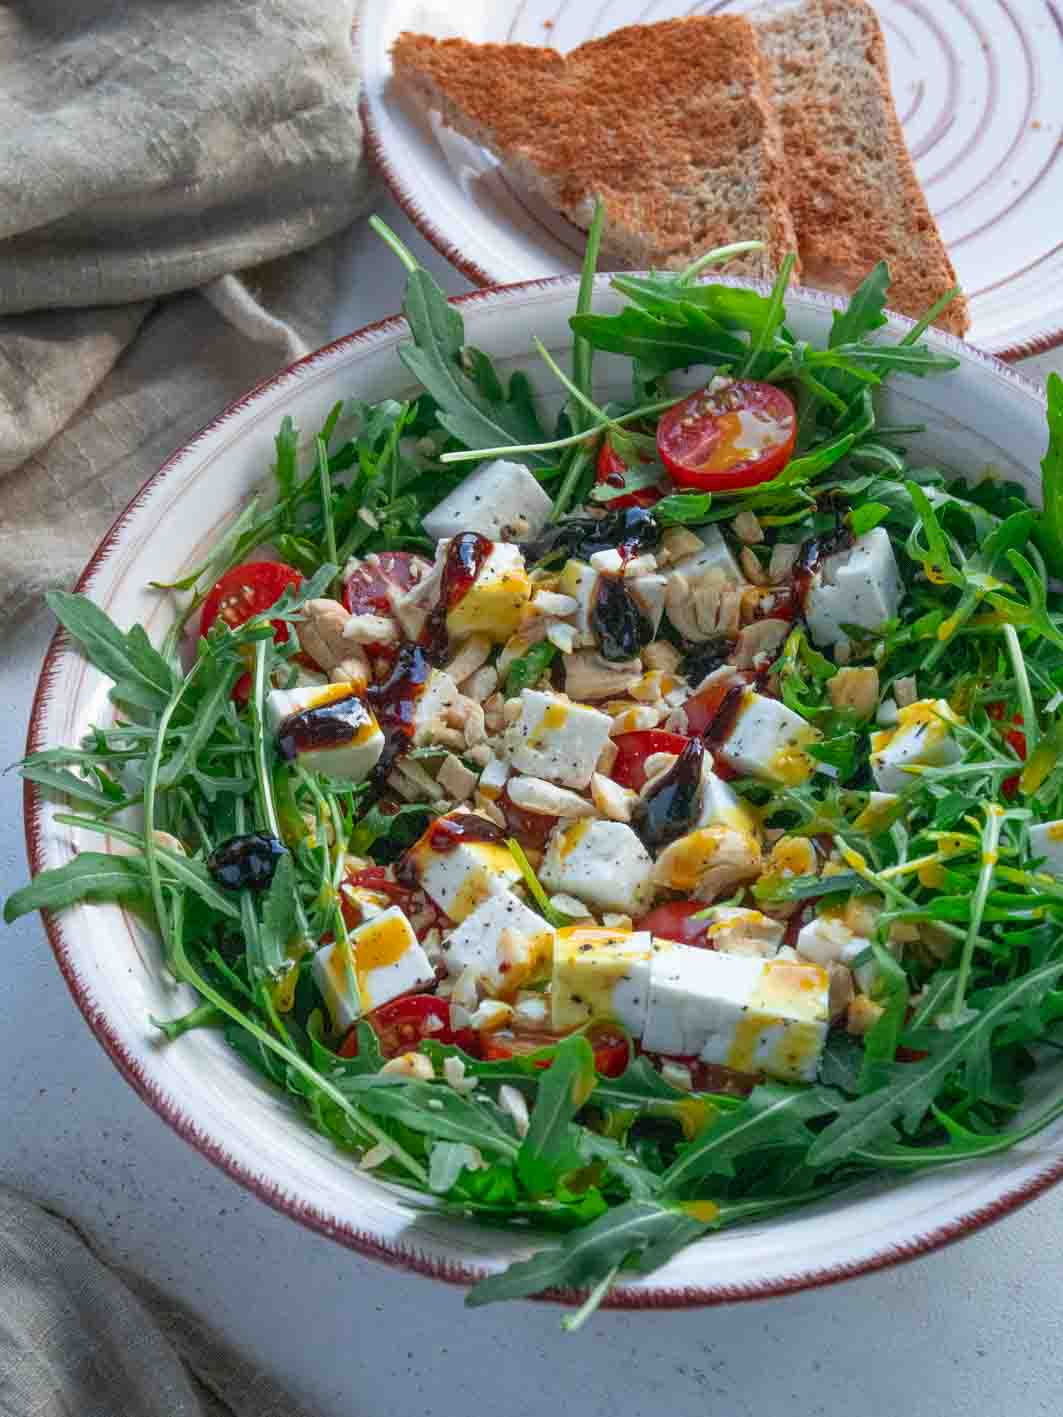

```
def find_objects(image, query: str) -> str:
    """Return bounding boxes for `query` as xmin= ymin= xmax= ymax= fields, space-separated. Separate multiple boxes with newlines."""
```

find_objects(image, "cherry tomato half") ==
xmin=634 ymin=900 xmax=714 ymax=948
xmin=610 ymin=729 xmax=691 ymax=791
xmin=657 ymin=380 xmax=797 ymax=492
xmin=595 ymin=438 xmax=664 ymax=511
xmin=200 ymin=560 xmax=303 ymax=642
xmin=482 ymin=1023 xmax=630 ymax=1078
xmin=988 ymin=703 xmax=1026 ymax=798
xmin=339 ymin=994 xmax=479 ymax=1060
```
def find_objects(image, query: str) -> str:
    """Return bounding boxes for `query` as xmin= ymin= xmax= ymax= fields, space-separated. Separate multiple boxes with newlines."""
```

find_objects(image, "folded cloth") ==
xmin=0 ymin=1186 xmax=316 ymax=1417
xmin=0 ymin=0 xmax=371 ymax=629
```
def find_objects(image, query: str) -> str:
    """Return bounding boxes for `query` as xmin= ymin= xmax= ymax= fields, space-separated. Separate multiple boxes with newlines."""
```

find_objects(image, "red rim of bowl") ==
xmin=22 ymin=276 xmax=1063 ymax=1310
xmin=357 ymin=92 xmax=1063 ymax=367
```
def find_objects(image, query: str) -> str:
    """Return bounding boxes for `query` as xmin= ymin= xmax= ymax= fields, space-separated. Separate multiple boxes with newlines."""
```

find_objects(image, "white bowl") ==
xmin=25 ymin=275 xmax=1063 ymax=1308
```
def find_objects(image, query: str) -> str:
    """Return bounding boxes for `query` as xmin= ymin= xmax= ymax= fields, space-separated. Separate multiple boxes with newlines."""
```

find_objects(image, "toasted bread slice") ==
xmin=391 ymin=19 xmax=798 ymax=281
xmin=754 ymin=0 xmax=968 ymax=335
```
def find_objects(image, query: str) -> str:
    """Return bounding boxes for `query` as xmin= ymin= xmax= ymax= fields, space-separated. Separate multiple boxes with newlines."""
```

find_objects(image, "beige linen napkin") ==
xmin=0 ymin=0 xmax=372 ymax=628
xmin=0 ymin=1185 xmax=316 ymax=1417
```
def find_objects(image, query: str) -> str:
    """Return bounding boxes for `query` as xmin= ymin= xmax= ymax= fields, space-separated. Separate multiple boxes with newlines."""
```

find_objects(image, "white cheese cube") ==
xmin=551 ymin=927 xmax=657 ymax=1033
xmin=1029 ymin=820 xmax=1063 ymax=878
xmin=503 ymin=688 xmax=612 ymax=789
xmin=701 ymin=906 xmax=785 ymax=957
xmin=441 ymin=889 xmax=555 ymax=996
xmin=422 ymin=459 xmax=553 ymax=543
xmin=313 ymin=907 xmax=434 ymax=1030
xmin=804 ymin=528 xmax=902 ymax=648
xmin=267 ymin=683 xmax=384 ymax=784
xmin=541 ymin=819 xmax=655 ymax=915
xmin=715 ymin=689 xmax=819 ymax=785
xmin=670 ymin=525 xmax=746 ymax=585
xmin=403 ymin=811 xmax=523 ymax=922
xmin=869 ymin=699 xmax=963 ymax=793
xmin=643 ymin=947 xmax=829 ymax=1082
xmin=442 ymin=539 xmax=532 ymax=643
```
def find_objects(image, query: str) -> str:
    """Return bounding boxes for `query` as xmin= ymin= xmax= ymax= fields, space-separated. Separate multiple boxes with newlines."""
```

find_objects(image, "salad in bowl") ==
xmin=8 ymin=213 xmax=1063 ymax=1323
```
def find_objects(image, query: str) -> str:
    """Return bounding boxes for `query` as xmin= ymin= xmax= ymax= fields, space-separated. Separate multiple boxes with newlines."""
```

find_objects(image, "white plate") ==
xmin=25 ymin=277 xmax=1063 ymax=1307
xmin=360 ymin=0 xmax=1063 ymax=361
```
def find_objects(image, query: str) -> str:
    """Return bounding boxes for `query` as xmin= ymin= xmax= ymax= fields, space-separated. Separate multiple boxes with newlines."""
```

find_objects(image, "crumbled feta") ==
xmin=714 ymin=690 xmax=819 ymax=785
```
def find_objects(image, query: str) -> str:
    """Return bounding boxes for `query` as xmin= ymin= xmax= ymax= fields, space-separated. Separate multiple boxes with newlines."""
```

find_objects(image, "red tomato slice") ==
xmin=339 ymin=994 xmax=479 ymax=1060
xmin=483 ymin=1023 xmax=630 ymax=1078
xmin=610 ymin=729 xmax=691 ymax=791
xmin=657 ymin=380 xmax=797 ymax=492
xmin=634 ymin=900 xmax=715 ymax=948
xmin=200 ymin=561 xmax=303 ymax=642
xmin=595 ymin=438 xmax=663 ymax=511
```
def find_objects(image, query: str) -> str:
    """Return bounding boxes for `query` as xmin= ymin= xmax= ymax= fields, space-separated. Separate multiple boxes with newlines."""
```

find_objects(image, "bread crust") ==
xmin=756 ymin=0 xmax=968 ymax=334
xmin=392 ymin=19 xmax=798 ymax=280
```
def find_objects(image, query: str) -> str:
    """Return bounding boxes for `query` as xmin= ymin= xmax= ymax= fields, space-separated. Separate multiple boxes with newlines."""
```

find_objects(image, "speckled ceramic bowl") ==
xmin=24 ymin=275 xmax=1062 ymax=1308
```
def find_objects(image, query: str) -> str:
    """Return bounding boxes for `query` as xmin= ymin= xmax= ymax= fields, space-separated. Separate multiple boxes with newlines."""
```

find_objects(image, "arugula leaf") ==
xmin=429 ymin=1141 xmax=489 ymax=1194
xmin=4 ymin=852 xmax=152 ymax=922
xmin=518 ymin=1036 xmax=597 ymax=1195
xmin=259 ymin=853 xmax=297 ymax=976
xmin=1034 ymin=372 xmax=1063 ymax=577
xmin=659 ymin=1084 xmax=837 ymax=1190
xmin=654 ymin=492 xmax=713 ymax=526
xmin=17 ymin=763 xmax=126 ymax=811
xmin=850 ymin=502 xmax=890 ymax=538
xmin=858 ymin=943 xmax=910 ymax=1090
xmin=394 ymin=264 xmax=547 ymax=467
xmin=47 ymin=591 xmax=177 ymax=713
xmin=568 ymin=307 xmax=746 ymax=379
xmin=828 ymin=261 xmax=890 ymax=349
xmin=354 ymin=1081 xmax=521 ymax=1159
xmin=808 ymin=959 xmax=1063 ymax=1165
xmin=465 ymin=1200 xmax=713 ymax=1308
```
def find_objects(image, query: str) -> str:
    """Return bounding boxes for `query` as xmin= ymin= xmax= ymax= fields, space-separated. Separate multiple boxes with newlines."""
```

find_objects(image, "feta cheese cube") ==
xmin=267 ymin=683 xmax=384 ymax=784
xmin=869 ymin=699 xmax=963 ymax=793
xmin=441 ymin=889 xmax=555 ymax=996
xmin=541 ymin=819 xmax=655 ymax=915
xmin=476 ymin=753 xmax=511 ymax=802
xmin=503 ymin=689 xmax=612 ymax=789
xmin=804 ymin=528 xmax=902 ymax=648
xmin=715 ymin=689 xmax=819 ymax=785
xmin=403 ymin=810 xmax=523 ymax=922
xmin=422 ymin=459 xmax=553 ymax=543
xmin=669 ymin=525 xmax=746 ymax=585
xmin=443 ymin=539 xmax=532 ymax=643
xmin=1029 ymin=820 xmax=1063 ymax=878
xmin=643 ymin=948 xmax=829 ymax=1083
xmin=551 ymin=926 xmax=657 ymax=1033
xmin=313 ymin=907 xmax=434 ymax=1030
xmin=701 ymin=906 xmax=786 ymax=957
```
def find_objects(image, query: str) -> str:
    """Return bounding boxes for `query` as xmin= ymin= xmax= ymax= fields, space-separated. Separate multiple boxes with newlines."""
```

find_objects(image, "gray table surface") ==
xmin=3 ymin=197 xmax=1062 ymax=1417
